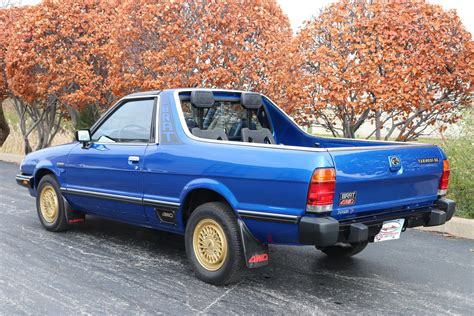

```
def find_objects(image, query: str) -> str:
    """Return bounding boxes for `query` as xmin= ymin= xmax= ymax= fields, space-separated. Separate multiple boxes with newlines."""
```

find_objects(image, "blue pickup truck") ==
xmin=16 ymin=88 xmax=455 ymax=285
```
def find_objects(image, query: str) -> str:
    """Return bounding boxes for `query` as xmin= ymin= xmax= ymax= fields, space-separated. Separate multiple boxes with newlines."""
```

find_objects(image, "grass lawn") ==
xmin=419 ymin=137 xmax=474 ymax=219
xmin=419 ymin=109 xmax=473 ymax=219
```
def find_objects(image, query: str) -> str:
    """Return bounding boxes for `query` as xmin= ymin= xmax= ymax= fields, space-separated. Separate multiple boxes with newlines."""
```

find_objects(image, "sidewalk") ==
xmin=1 ymin=152 xmax=472 ymax=239
xmin=0 ymin=152 xmax=23 ymax=164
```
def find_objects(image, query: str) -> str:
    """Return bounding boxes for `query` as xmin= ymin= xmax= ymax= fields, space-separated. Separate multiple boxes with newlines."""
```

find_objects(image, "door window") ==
xmin=92 ymin=99 xmax=155 ymax=143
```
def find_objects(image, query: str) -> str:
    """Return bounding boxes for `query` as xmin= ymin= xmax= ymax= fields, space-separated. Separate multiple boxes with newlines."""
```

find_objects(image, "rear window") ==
xmin=180 ymin=97 xmax=270 ymax=141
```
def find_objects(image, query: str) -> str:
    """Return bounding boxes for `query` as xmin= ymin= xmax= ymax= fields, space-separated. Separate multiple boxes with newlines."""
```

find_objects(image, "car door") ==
xmin=64 ymin=97 xmax=157 ymax=224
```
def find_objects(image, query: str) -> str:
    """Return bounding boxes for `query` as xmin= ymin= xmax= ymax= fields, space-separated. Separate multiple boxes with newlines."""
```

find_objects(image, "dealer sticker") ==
xmin=374 ymin=218 xmax=405 ymax=242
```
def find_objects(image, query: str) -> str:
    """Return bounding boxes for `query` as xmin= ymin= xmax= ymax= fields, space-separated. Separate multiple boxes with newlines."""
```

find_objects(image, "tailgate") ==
xmin=328 ymin=145 xmax=444 ymax=220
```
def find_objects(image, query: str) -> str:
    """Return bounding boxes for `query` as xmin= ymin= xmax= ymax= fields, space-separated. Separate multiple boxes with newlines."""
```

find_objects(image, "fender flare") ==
xmin=33 ymin=161 xmax=61 ymax=189
xmin=179 ymin=178 xmax=239 ymax=215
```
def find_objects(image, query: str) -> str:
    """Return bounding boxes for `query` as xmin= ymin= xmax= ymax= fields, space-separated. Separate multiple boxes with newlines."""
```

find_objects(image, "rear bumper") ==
xmin=16 ymin=174 xmax=34 ymax=188
xmin=299 ymin=198 xmax=456 ymax=247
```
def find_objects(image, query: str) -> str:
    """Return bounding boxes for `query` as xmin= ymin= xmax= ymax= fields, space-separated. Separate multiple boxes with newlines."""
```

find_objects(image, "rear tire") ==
xmin=320 ymin=241 xmax=368 ymax=258
xmin=185 ymin=202 xmax=245 ymax=285
xmin=36 ymin=175 xmax=68 ymax=232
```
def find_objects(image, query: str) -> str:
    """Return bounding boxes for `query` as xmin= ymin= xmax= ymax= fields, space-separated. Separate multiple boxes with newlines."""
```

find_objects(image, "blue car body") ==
xmin=17 ymin=89 xmax=455 ymax=247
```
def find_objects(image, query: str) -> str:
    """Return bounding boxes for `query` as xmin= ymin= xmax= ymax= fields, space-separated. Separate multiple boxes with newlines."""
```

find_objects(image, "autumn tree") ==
xmin=107 ymin=0 xmax=292 ymax=97
xmin=6 ymin=0 xmax=115 ymax=153
xmin=0 ymin=7 xmax=24 ymax=146
xmin=0 ymin=9 xmax=9 ymax=146
xmin=3 ymin=0 xmax=290 ymax=153
xmin=276 ymin=0 xmax=473 ymax=140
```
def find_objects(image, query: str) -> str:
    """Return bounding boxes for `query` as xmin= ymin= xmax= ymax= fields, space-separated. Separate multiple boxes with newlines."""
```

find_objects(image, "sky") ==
xmin=18 ymin=0 xmax=474 ymax=35
xmin=278 ymin=0 xmax=474 ymax=34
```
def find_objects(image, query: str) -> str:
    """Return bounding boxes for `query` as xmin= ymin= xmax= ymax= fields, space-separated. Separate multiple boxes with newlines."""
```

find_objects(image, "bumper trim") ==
xmin=425 ymin=209 xmax=447 ymax=227
xmin=16 ymin=174 xmax=33 ymax=188
xmin=299 ymin=216 xmax=339 ymax=246
xmin=348 ymin=223 xmax=369 ymax=243
xmin=299 ymin=199 xmax=456 ymax=246
xmin=435 ymin=198 xmax=455 ymax=221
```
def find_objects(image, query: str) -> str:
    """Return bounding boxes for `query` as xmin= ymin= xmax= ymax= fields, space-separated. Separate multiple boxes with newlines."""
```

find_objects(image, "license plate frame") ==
xmin=374 ymin=218 xmax=405 ymax=242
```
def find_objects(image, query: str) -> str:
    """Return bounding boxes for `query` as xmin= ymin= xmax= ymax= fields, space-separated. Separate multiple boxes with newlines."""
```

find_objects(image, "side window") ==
xmin=92 ymin=99 xmax=155 ymax=143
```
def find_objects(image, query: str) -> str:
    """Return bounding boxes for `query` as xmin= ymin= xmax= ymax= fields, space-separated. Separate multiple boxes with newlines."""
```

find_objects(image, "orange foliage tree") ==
xmin=0 ymin=8 xmax=14 ymax=145
xmin=5 ymin=0 xmax=115 ymax=153
xmin=3 ymin=0 xmax=291 ymax=153
xmin=275 ymin=0 xmax=473 ymax=140
xmin=106 ymin=0 xmax=291 ymax=97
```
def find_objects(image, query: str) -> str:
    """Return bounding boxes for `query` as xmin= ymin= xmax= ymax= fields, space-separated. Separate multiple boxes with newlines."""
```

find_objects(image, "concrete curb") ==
xmin=0 ymin=153 xmax=472 ymax=239
xmin=416 ymin=216 xmax=474 ymax=240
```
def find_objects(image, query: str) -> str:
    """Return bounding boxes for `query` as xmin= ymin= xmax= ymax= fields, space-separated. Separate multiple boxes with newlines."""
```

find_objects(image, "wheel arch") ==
xmin=179 ymin=178 xmax=239 ymax=226
xmin=33 ymin=165 xmax=60 ymax=190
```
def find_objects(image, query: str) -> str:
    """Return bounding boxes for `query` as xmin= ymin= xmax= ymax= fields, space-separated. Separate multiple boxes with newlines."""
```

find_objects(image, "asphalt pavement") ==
xmin=1 ymin=161 xmax=473 ymax=315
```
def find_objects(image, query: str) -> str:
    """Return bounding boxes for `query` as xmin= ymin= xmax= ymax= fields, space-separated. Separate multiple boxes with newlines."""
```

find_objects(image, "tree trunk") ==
xmin=375 ymin=110 xmax=381 ymax=140
xmin=0 ymin=103 xmax=10 ymax=146
xmin=23 ymin=136 xmax=32 ymax=154
xmin=342 ymin=113 xmax=355 ymax=138
xmin=342 ymin=123 xmax=355 ymax=138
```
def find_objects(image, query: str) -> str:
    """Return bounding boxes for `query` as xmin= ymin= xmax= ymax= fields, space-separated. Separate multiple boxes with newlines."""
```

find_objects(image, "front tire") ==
xmin=36 ymin=174 xmax=68 ymax=232
xmin=185 ymin=202 xmax=245 ymax=285
xmin=320 ymin=241 xmax=368 ymax=258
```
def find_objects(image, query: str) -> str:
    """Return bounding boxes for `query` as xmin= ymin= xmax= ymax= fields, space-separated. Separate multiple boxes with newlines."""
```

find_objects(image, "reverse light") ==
xmin=306 ymin=168 xmax=336 ymax=213
xmin=438 ymin=160 xmax=450 ymax=196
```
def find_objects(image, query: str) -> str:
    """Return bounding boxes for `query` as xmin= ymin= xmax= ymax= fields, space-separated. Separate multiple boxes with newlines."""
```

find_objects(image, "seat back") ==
xmin=241 ymin=128 xmax=275 ymax=144
xmin=192 ymin=127 xmax=228 ymax=141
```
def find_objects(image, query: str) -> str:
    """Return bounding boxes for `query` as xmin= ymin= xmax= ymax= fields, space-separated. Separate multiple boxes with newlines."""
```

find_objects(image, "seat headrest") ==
xmin=191 ymin=90 xmax=215 ymax=108
xmin=241 ymin=92 xmax=262 ymax=110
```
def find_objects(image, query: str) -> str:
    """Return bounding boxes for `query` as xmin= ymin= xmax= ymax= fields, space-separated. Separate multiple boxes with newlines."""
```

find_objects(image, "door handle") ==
xmin=128 ymin=156 xmax=140 ymax=163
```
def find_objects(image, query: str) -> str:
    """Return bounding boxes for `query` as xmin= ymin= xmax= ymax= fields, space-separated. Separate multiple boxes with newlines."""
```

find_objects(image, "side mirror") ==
xmin=75 ymin=130 xmax=91 ymax=148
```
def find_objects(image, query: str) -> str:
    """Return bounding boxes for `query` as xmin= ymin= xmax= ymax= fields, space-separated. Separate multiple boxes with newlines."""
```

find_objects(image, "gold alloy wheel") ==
xmin=39 ymin=184 xmax=59 ymax=223
xmin=193 ymin=218 xmax=228 ymax=271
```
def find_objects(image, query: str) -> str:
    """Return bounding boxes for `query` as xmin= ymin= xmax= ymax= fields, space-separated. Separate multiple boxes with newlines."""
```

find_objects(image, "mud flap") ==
xmin=63 ymin=197 xmax=85 ymax=223
xmin=238 ymin=219 xmax=269 ymax=269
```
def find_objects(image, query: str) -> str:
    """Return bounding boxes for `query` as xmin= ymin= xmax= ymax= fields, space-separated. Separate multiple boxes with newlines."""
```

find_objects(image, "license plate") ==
xmin=374 ymin=218 xmax=405 ymax=242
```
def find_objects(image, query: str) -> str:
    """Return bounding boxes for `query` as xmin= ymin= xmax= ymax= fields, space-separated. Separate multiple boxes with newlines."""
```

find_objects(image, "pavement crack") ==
xmin=199 ymin=284 xmax=237 ymax=314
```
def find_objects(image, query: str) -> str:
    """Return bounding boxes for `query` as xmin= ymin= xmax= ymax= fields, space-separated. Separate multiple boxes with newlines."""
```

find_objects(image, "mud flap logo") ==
xmin=339 ymin=191 xmax=356 ymax=206
xmin=248 ymin=253 xmax=268 ymax=264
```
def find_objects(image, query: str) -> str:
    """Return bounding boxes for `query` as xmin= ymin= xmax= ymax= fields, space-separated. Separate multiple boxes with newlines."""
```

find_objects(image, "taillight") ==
xmin=438 ymin=160 xmax=450 ymax=196
xmin=306 ymin=168 xmax=336 ymax=213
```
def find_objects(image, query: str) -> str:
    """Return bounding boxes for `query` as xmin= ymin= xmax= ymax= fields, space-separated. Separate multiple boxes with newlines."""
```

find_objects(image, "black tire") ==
xmin=36 ymin=174 xmax=69 ymax=232
xmin=320 ymin=241 xmax=368 ymax=258
xmin=185 ymin=202 xmax=245 ymax=285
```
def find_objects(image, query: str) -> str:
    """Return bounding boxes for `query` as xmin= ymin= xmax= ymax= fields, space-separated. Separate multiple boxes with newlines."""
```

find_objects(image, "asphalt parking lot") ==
xmin=1 ymin=161 xmax=473 ymax=315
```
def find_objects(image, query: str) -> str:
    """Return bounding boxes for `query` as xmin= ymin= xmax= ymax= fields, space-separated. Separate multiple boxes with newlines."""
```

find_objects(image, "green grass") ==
xmin=419 ymin=110 xmax=473 ymax=219
xmin=419 ymin=139 xmax=474 ymax=219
